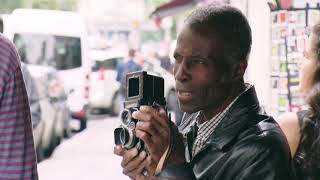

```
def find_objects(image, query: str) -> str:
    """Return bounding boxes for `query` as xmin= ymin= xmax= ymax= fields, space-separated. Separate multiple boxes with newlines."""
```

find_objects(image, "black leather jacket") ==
xmin=158 ymin=85 xmax=296 ymax=180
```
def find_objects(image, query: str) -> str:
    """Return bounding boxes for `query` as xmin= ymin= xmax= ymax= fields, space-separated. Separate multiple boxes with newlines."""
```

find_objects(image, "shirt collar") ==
xmin=195 ymin=85 xmax=249 ymax=127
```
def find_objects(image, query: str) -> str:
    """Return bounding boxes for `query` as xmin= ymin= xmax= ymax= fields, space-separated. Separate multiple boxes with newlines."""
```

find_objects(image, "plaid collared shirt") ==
xmin=191 ymin=90 xmax=246 ymax=158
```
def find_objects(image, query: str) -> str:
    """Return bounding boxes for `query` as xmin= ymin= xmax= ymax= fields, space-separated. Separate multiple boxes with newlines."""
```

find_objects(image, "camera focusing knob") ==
xmin=128 ymin=121 xmax=135 ymax=129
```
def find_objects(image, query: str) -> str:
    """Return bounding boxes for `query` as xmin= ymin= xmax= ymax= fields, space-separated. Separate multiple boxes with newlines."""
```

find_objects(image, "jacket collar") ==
xmin=206 ymin=84 xmax=262 ymax=150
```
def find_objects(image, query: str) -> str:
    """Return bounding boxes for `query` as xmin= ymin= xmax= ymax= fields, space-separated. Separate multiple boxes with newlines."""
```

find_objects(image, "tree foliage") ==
xmin=0 ymin=0 xmax=25 ymax=13
xmin=32 ymin=0 xmax=77 ymax=11
xmin=0 ymin=0 xmax=77 ymax=14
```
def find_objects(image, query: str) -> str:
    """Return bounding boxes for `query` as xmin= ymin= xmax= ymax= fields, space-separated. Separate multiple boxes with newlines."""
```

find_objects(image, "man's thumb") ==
xmin=114 ymin=145 xmax=125 ymax=156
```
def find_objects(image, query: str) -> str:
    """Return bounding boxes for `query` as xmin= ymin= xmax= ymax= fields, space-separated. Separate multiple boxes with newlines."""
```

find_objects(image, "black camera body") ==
xmin=114 ymin=71 xmax=166 ymax=150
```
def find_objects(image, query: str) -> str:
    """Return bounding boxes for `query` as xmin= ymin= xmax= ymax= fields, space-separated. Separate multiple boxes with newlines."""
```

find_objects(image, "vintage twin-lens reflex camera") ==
xmin=114 ymin=71 xmax=166 ymax=151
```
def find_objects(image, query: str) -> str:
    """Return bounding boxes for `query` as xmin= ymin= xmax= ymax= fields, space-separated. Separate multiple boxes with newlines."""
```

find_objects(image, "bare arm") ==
xmin=276 ymin=112 xmax=301 ymax=157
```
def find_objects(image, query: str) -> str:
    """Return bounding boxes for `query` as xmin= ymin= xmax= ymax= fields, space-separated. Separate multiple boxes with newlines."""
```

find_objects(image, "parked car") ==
xmin=1 ymin=9 xmax=90 ymax=127
xmin=88 ymin=50 xmax=124 ymax=115
xmin=27 ymin=64 xmax=69 ymax=157
xmin=21 ymin=63 xmax=45 ymax=161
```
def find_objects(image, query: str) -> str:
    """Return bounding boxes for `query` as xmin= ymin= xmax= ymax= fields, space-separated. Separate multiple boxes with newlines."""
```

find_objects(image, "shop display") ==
xmin=269 ymin=4 xmax=320 ymax=116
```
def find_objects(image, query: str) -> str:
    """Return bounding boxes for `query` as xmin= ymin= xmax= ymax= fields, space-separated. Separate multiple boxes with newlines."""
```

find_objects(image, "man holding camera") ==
xmin=114 ymin=4 xmax=296 ymax=180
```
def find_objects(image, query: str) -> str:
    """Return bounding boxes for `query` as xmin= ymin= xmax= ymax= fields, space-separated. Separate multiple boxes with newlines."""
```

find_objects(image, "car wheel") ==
xmin=111 ymin=92 xmax=121 ymax=116
xmin=44 ymin=131 xmax=61 ymax=157
xmin=79 ymin=118 xmax=87 ymax=131
xmin=90 ymin=108 xmax=101 ymax=115
xmin=64 ymin=128 xmax=71 ymax=138
xmin=36 ymin=145 xmax=45 ymax=162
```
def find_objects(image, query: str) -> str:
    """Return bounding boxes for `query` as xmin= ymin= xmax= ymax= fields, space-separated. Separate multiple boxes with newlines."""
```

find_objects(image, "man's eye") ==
xmin=174 ymin=58 xmax=181 ymax=64
xmin=174 ymin=55 xmax=182 ymax=63
xmin=192 ymin=59 xmax=206 ymax=64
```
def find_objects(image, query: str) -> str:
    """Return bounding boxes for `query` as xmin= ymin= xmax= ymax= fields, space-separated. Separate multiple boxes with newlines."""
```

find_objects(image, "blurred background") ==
xmin=0 ymin=0 xmax=319 ymax=179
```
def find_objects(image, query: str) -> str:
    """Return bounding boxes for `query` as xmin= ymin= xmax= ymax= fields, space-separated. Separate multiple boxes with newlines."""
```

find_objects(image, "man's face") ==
xmin=173 ymin=26 xmax=227 ymax=114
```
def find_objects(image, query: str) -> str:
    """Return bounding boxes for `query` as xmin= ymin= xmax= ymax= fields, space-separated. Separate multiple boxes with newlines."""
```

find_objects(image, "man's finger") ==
xmin=145 ymin=155 xmax=156 ymax=175
xmin=139 ymin=106 xmax=170 ymax=131
xmin=121 ymin=148 xmax=138 ymax=167
xmin=140 ymin=105 xmax=158 ymax=113
xmin=133 ymin=110 xmax=164 ymax=139
xmin=133 ymin=109 xmax=167 ymax=133
xmin=136 ymin=129 xmax=154 ymax=148
xmin=114 ymin=145 xmax=125 ymax=156
xmin=157 ymin=108 xmax=171 ymax=127
xmin=136 ymin=121 xmax=159 ymax=138
xmin=135 ymin=174 xmax=148 ymax=180
xmin=136 ymin=121 xmax=168 ymax=147
xmin=123 ymin=151 xmax=147 ymax=174
xmin=143 ymin=108 xmax=171 ymax=144
xmin=124 ymin=156 xmax=150 ymax=178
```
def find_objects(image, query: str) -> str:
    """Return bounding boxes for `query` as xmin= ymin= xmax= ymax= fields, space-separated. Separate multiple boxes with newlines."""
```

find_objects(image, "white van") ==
xmin=1 ymin=9 xmax=90 ymax=120
xmin=1 ymin=9 xmax=90 ymax=156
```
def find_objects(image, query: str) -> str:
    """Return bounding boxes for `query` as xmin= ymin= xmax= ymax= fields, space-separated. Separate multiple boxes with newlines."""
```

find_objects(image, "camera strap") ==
xmin=155 ymin=144 xmax=170 ymax=174
xmin=155 ymin=113 xmax=173 ymax=175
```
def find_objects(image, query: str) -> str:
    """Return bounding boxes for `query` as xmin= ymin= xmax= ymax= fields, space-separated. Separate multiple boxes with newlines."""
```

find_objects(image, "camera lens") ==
xmin=120 ymin=128 xmax=129 ymax=145
xmin=120 ymin=109 xmax=131 ymax=125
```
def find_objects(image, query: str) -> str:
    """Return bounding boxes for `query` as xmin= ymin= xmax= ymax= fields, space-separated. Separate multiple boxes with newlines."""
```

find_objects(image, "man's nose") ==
xmin=174 ymin=61 xmax=190 ymax=82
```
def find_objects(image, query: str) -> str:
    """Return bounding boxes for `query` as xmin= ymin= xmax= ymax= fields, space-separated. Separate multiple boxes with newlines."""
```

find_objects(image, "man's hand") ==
xmin=133 ymin=106 xmax=186 ymax=169
xmin=114 ymin=145 xmax=150 ymax=179
xmin=133 ymin=106 xmax=171 ymax=163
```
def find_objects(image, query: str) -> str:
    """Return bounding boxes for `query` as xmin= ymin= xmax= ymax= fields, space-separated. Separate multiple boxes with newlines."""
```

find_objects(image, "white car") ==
xmin=1 ymin=9 xmax=90 ymax=123
xmin=27 ymin=65 xmax=68 ymax=158
xmin=88 ymin=50 xmax=124 ymax=115
xmin=21 ymin=63 xmax=45 ymax=161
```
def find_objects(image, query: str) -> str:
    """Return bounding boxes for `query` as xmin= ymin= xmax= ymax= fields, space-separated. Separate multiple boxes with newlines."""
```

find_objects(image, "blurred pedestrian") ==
xmin=136 ymin=53 xmax=146 ymax=67
xmin=277 ymin=20 xmax=320 ymax=180
xmin=159 ymin=54 xmax=173 ymax=74
xmin=0 ymin=34 xmax=38 ymax=179
xmin=116 ymin=49 xmax=142 ymax=113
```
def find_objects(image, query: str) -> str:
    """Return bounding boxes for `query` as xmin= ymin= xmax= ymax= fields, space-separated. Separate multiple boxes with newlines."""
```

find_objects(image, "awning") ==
xmin=150 ymin=0 xmax=196 ymax=19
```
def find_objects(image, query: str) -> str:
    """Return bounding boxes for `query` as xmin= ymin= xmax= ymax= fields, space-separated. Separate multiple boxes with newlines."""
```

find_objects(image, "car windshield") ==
xmin=13 ymin=33 xmax=82 ymax=70
xmin=91 ymin=57 xmax=123 ymax=72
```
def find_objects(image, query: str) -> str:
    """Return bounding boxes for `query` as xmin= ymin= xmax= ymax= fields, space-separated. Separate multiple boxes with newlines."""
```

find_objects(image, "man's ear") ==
xmin=232 ymin=62 xmax=247 ymax=80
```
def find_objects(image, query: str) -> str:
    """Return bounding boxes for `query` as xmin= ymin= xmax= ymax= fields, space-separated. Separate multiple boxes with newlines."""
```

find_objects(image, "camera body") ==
xmin=114 ymin=71 xmax=166 ymax=150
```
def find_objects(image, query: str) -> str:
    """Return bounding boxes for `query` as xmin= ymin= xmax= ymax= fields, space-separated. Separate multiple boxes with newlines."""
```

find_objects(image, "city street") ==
xmin=37 ymin=115 xmax=130 ymax=180
xmin=1 ymin=1 xmax=316 ymax=180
